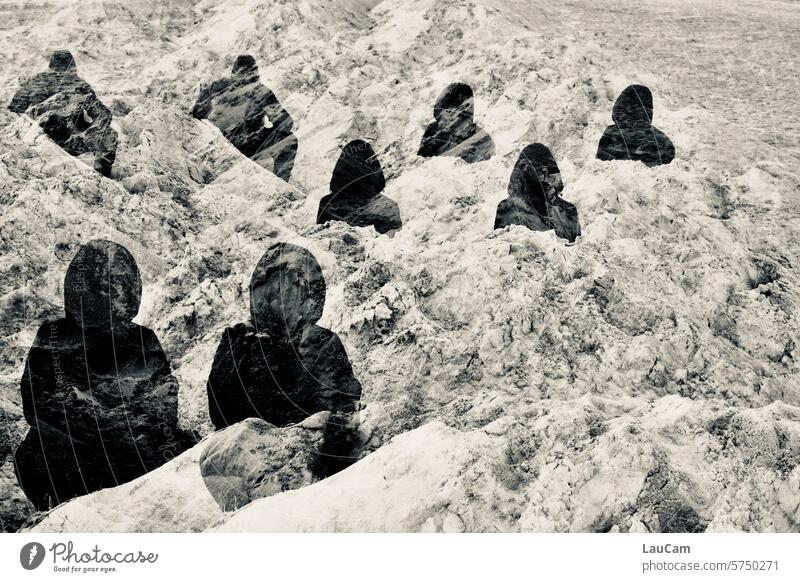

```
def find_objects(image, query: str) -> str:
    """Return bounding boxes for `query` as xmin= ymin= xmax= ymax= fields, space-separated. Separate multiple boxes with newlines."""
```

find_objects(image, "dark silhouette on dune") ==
xmin=206 ymin=242 xmax=362 ymax=429
xmin=317 ymin=139 xmax=402 ymax=235
xmin=14 ymin=240 xmax=188 ymax=510
xmin=193 ymin=54 xmax=298 ymax=181
xmin=418 ymin=82 xmax=494 ymax=163
xmin=9 ymin=51 xmax=118 ymax=177
xmin=596 ymin=84 xmax=675 ymax=167
xmin=495 ymin=144 xmax=580 ymax=242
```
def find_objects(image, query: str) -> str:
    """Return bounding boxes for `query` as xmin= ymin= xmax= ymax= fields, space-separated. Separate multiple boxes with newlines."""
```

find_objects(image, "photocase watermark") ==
xmin=341 ymin=138 xmax=372 ymax=158
xmin=19 ymin=540 xmax=158 ymax=574
xmin=49 ymin=322 xmax=65 ymax=388
xmin=155 ymin=403 xmax=179 ymax=461
xmin=20 ymin=542 xmax=46 ymax=570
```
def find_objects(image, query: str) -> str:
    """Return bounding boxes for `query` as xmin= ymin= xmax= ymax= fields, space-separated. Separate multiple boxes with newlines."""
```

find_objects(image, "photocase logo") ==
xmin=20 ymin=542 xmax=46 ymax=570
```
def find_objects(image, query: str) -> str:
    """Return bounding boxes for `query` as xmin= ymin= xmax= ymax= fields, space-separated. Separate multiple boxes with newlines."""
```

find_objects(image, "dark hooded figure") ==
xmin=596 ymin=84 xmax=675 ymax=166
xmin=192 ymin=54 xmax=298 ymax=181
xmin=14 ymin=240 xmax=187 ymax=510
xmin=316 ymin=139 xmax=402 ymax=235
xmin=206 ymin=242 xmax=362 ymax=430
xmin=418 ymin=82 xmax=495 ymax=163
xmin=494 ymin=144 xmax=581 ymax=243
xmin=8 ymin=50 xmax=118 ymax=177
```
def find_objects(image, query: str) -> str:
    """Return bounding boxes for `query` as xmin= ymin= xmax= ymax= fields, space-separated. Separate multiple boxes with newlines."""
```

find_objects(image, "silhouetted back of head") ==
xmin=250 ymin=243 xmax=326 ymax=337
xmin=49 ymin=50 xmax=76 ymax=72
xmin=64 ymin=240 xmax=141 ymax=330
xmin=329 ymin=139 xmax=385 ymax=200
xmin=518 ymin=143 xmax=560 ymax=176
xmin=612 ymin=84 xmax=653 ymax=129
xmin=231 ymin=54 xmax=258 ymax=77
xmin=433 ymin=82 xmax=474 ymax=120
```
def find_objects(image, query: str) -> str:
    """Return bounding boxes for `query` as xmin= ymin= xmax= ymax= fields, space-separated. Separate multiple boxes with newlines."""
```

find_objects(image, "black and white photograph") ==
xmin=0 ymin=0 xmax=798 ymax=579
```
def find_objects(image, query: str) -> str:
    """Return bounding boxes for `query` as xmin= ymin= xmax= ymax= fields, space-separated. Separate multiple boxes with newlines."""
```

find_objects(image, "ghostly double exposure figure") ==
xmin=8 ymin=51 xmax=118 ymax=177
xmin=596 ymin=84 xmax=675 ymax=167
xmin=206 ymin=243 xmax=362 ymax=430
xmin=193 ymin=55 xmax=298 ymax=181
xmin=495 ymin=144 xmax=581 ymax=242
xmin=14 ymin=240 xmax=186 ymax=510
xmin=418 ymin=82 xmax=495 ymax=163
xmin=317 ymin=139 xmax=402 ymax=235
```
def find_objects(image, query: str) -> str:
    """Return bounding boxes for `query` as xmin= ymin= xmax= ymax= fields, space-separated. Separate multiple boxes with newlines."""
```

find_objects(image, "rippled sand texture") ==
xmin=1 ymin=0 xmax=799 ymax=532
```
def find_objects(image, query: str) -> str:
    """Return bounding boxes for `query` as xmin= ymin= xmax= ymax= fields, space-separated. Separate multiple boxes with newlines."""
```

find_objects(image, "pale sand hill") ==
xmin=1 ymin=0 xmax=798 ymax=531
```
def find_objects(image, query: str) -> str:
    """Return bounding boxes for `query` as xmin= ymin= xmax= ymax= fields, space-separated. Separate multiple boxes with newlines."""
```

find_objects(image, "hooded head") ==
xmin=249 ymin=243 xmax=326 ymax=338
xmin=433 ymin=83 xmax=474 ymax=121
xmin=63 ymin=240 xmax=141 ymax=331
xmin=508 ymin=143 xmax=561 ymax=214
xmin=231 ymin=54 xmax=258 ymax=77
xmin=329 ymin=139 xmax=385 ymax=200
xmin=612 ymin=84 xmax=653 ymax=129
xmin=49 ymin=50 xmax=76 ymax=73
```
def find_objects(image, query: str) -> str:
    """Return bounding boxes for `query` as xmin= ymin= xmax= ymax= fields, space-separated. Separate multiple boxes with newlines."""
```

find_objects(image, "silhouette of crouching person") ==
xmin=495 ymin=144 xmax=581 ymax=242
xmin=206 ymin=242 xmax=363 ymax=477
xmin=418 ymin=82 xmax=495 ymax=164
xmin=193 ymin=55 xmax=298 ymax=182
xmin=596 ymin=84 xmax=675 ymax=167
xmin=8 ymin=50 xmax=118 ymax=178
xmin=14 ymin=240 xmax=189 ymax=510
xmin=317 ymin=139 xmax=402 ymax=235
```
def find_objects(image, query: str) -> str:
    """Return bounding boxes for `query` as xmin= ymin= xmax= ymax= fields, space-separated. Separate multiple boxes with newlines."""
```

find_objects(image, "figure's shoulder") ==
xmin=212 ymin=76 xmax=236 ymax=92
xmin=473 ymin=124 xmax=494 ymax=143
xmin=596 ymin=126 xmax=622 ymax=158
xmin=652 ymin=126 xmax=674 ymax=145
xmin=495 ymin=198 xmax=521 ymax=222
xmin=369 ymin=194 xmax=399 ymax=213
xmin=372 ymin=204 xmax=403 ymax=234
xmin=210 ymin=322 xmax=257 ymax=356
xmin=197 ymin=77 xmax=235 ymax=102
xmin=496 ymin=197 xmax=514 ymax=212
xmin=600 ymin=124 xmax=620 ymax=137
xmin=421 ymin=119 xmax=439 ymax=134
xmin=222 ymin=322 xmax=254 ymax=339
xmin=551 ymin=198 xmax=579 ymax=224
xmin=304 ymin=325 xmax=346 ymax=351
xmin=23 ymin=72 xmax=53 ymax=89
xmin=384 ymin=197 xmax=403 ymax=228
xmin=31 ymin=318 xmax=71 ymax=344
xmin=317 ymin=194 xmax=335 ymax=221
xmin=554 ymin=195 xmax=578 ymax=211
xmin=132 ymin=324 xmax=164 ymax=345
xmin=650 ymin=126 xmax=675 ymax=162
xmin=256 ymin=82 xmax=276 ymax=98
xmin=418 ymin=122 xmax=441 ymax=153
xmin=494 ymin=212 xmax=512 ymax=230
xmin=71 ymin=78 xmax=95 ymax=94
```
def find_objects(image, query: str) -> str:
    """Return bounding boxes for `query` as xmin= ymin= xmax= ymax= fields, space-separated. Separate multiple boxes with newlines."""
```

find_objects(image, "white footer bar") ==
xmin=2 ymin=533 xmax=798 ymax=581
